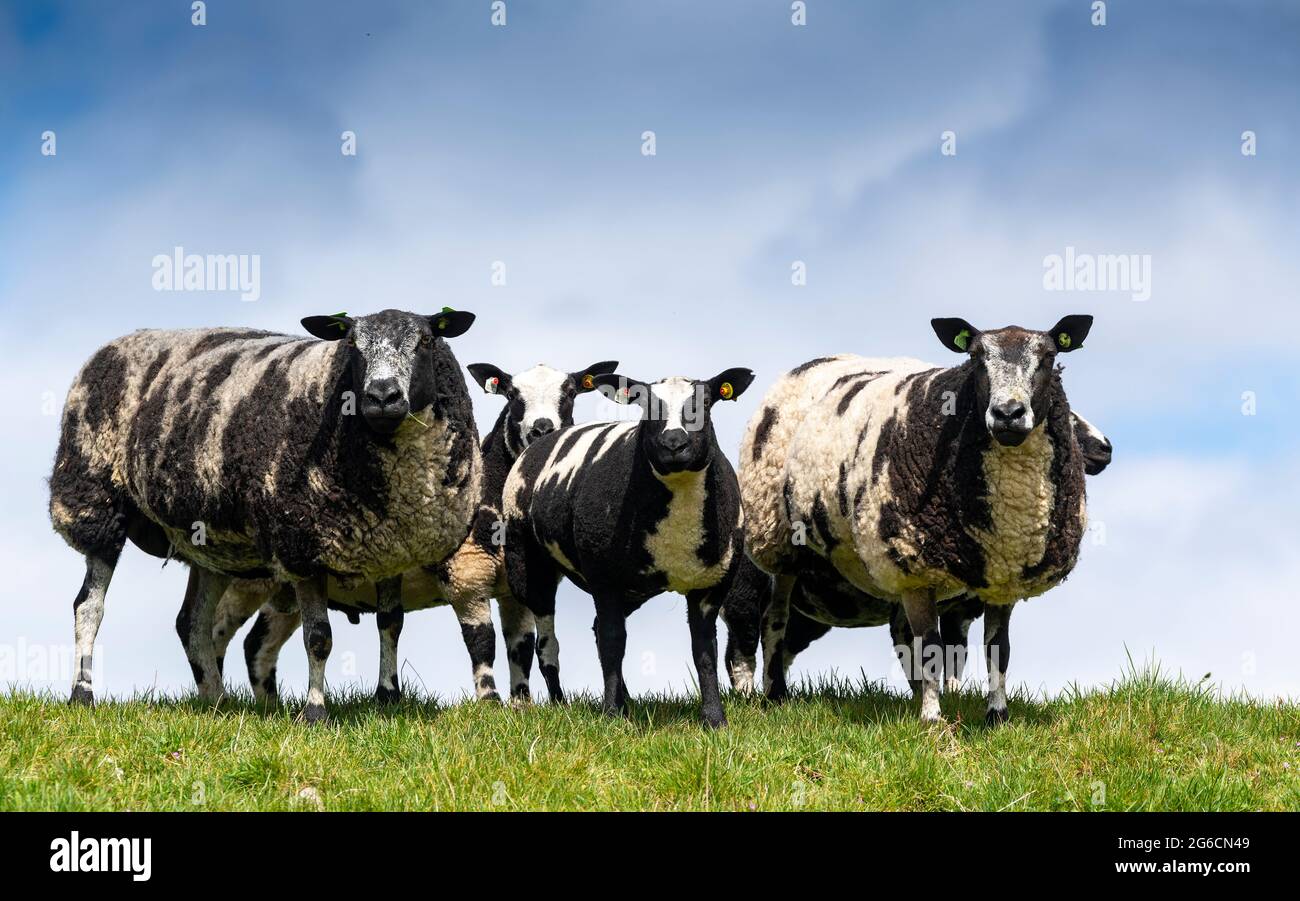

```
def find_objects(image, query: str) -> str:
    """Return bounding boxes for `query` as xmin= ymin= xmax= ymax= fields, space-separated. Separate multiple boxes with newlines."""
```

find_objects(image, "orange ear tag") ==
xmin=582 ymin=374 xmax=594 ymax=390
xmin=719 ymin=382 xmax=734 ymax=400
xmin=490 ymin=377 xmax=500 ymax=392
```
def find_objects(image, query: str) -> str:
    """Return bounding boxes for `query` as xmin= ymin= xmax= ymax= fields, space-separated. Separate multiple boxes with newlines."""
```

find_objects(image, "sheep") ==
xmin=202 ymin=360 xmax=619 ymax=704
xmin=738 ymin=316 xmax=1097 ymax=723
xmin=501 ymin=369 xmax=755 ymax=728
xmin=767 ymin=412 xmax=1113 ymax=700
xmin=49 ymin=308 xmax=480 ymax=722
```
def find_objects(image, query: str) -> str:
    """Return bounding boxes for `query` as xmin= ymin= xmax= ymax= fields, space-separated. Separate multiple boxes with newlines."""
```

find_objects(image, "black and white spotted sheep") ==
xmin=772 ymin=413 xmax=1113 ymax=702
xmin=204 ymin=359 xmax=619 ymax=705
xmin=738 ymin=316 xmax=1097 ymax=724
xmin=48 ymin=308 xmax=480 ymax=723
xmin=502 ymin=368 xmax=756 ymax=728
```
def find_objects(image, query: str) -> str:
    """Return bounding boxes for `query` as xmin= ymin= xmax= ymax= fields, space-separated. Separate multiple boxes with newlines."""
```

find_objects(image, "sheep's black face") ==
xmin=303 ymin=308 xmax=476 ymax=437
xmin=932 ymin=315 xmax=1093 ymax=448
xmin=468 ymin=360 xmax=619 ymax=456
xmin=596 ymin=369 xmax=755 ymax=476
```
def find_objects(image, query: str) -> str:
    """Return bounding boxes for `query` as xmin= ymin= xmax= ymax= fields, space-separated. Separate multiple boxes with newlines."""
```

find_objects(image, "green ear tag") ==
xmin=330 ymin=311 xmax=349 ymax=332
xmin=954 ymin=329 xmax=970 ymax=351
xmin=437 ymin=306 xmax=454 ymax=330
xmin=1058 ymin=332 xmax=1072 ymax=349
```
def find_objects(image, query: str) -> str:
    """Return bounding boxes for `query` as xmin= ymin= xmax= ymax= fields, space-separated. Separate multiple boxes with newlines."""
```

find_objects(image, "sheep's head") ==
xmin=594 ymin=369 xmax=755 ymax=476
xmin=467 ymin=360 xmax=619 ymax=455
xmin=931 ymin=315 xmax=1092 ymax=447
xmin=303 ymin=308 xmax=476 ymax=436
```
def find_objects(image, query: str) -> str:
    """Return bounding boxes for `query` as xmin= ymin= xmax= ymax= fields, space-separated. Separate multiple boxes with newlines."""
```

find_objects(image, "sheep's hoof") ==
xmin=701 ymin=710 xmax=728 ymax=730
xmin=764 ymin=685 xmax=789 ymax=705
xmin=478 ymin=690 xmax=503 ymax=705
xmin=509 ymin=686 xmax=532 ymax=709
xmin=198 ymin=686 xmax=228 ymax=707
xmin=375 ymin=685 xmax=402 ymax=705
xmin=985 ymin=707 xmax=1009 ymax=727
xmin=302 ymin=703 xmax=328 ymax=725
xmin=69 ymin=684 xmax=95 ymax=707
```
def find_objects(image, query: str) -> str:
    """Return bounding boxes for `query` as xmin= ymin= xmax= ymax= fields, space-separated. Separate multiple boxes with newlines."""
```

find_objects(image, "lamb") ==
xmin=768 ymin=412 xmax=1113 ymax=700
xmin=49 ymin=309 xmax=480 ymax=722
xmin=502 ymin=368 xmax=755 ymax=727
xmin=738 ymin=316 xmax=1097 ymax=723
xmin=201 ymin=359 xmax=619 ymax=704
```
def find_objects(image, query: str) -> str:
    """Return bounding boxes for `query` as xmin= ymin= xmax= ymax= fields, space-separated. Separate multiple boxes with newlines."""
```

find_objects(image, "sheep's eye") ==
xmin=347 ymin=336 xmax=357 ymax=347
xmin=419 ymin=334 xmax=432 ymax=347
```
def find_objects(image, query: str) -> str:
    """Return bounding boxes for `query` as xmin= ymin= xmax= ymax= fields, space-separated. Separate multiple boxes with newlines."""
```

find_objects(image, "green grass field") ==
xmin=2 ymin=666 xmax=1296 ymax=811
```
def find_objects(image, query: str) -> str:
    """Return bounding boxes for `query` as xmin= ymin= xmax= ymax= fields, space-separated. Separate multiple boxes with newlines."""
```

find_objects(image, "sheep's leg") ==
xmin=899 ymin=591 xmax=943 ymax=722
xmin=761 ymin=573 xmax=795 ymax=702
xmin=723 ymin=612 xmax=758 ymax=695
xmin=592 ymin=595 xmax=628 ymax=718
xmin=497 ymin=591 xmax=536 ymax=704
xmin=295 ymin=574 xmax=332 ymax=724
xmin=504 ymin=521 xmax=565 ymax=702
xmin=374 ymin=576 xmax=404 ymax=704
xmin=450 ymin=591 xmax=500 ymax=702
xmin=176 ymin=567 xmax=230 ymax=704
xmin=939 ymin=595 xmax=984 ymax=695
xmin=888 ymin=605 xmax=921 ymax=698
xmin=782 ymin=605 xmax=831 ymax=682
xmin=687 ymin=590 xmax=727 ymax=729
xmin=244 ymin=603 xmax=301 ymax=703
xmin=983 ymin=602 xmax=1014 ymax=726
xmin=70 ymin=556 xmax=116 ymax=706
xmin=590 ymin=614 xmax=629 ymax=710
xmin=211 ymin=578 xmax=267 ymax=677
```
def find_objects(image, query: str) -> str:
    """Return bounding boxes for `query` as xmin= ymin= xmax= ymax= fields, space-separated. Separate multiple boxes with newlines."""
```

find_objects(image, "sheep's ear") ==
xmin=708 ymin=368 xmax=755 ymax=402
xmin=1048 ymin=314 xmax=1092 ymax=352
xmin=592 ymin=373 xmax=649 ymax=408
xmin=1071 ymin=412 xmax=1113 ymax=476
xmin=302 ymin=313 xmax=353 ymax=341
xmin=468 ymin=363 xmax=511 ymax=395
xmin=931 ymin=318 xmax=979 ymax=353
xmin=430 ymin=308 xmax=476 ymax=338
xmin=572 ymin=361 xmax=620 ymax=393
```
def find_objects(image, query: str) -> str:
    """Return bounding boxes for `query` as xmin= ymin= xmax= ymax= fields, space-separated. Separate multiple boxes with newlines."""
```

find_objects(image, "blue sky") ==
xmin=2 ymin=1 xmax=1298 ymax=702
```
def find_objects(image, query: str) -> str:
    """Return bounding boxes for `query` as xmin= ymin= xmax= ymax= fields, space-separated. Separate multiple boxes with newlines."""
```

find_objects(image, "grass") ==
xmin=1 ymin=665 xmax=1296 ymax=811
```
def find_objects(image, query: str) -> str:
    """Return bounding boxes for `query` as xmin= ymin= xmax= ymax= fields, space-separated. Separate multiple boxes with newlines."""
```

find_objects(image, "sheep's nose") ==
xmin=365 ymin=379 xmax=405 ymax=412
xmin=526 ymin=418 xmax=555 ymax=441
xmin=990 ymin=400 xmax=1026 ymax=424
xmin=661 ymin=429 xmax=689 ymax=453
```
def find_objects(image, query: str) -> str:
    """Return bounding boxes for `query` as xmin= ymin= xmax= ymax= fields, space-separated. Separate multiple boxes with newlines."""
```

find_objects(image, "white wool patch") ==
xmin=968 ymin=426 xmax=1074 ymax=603
xmin=649 ymin=377 xmax=699 ymax=432
xmin=502 ymin=422 xmax=633 ymax=521
xmin=511 ymin=364 xmax=568 ymax=432
xmin=539 ymin=422 xmax=634 ymax=494
xmin=643 ymin=466 xmax=733 ymax=593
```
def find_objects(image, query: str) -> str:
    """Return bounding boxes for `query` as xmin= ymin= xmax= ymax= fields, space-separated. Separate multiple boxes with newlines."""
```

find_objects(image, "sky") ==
xmin=1 ymin=0 xmax=1298 ymax=705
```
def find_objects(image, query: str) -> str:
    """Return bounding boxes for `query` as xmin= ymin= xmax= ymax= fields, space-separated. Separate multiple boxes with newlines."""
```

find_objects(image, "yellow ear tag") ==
xmin=1058 ymin=332 xmax=1071 ymax=349
xmin=582 ymin=374 xmax=594 ymax=390
xmin=437 ymin=318 xmax=447 ymax=330
xmin=719 ymin=382 xmax=734 ymax=400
